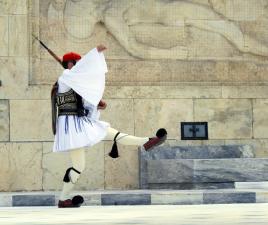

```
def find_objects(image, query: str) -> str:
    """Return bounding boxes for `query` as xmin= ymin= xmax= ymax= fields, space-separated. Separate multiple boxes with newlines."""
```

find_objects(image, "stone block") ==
xmin=147 ymin=158 xmax=268 ymax=184
xmin=227 ymin=62 xmax=268 ymax=83
xmin=82 ymin=194 xmax=101 ymax=206
xmin=9 ymin=15 xmax=28 ymax=56
xmin=147 ymin=160 xmax=194 ymax=184
xmin=140 ymin=143 xmax=268 ymax=189
xmin=0 ymin=1 xmax=9 ymax=15
xmin=8 ymin=0 xmax=28 ymax=14
xmin=42 ymin=142 xmax=105 ymax=191
xmin=222 ymin=86 xmax=268 ymax=99
xmin=167 ymin=139 xmax=225 ymax=147
xmin=256 ymin=192 xmax=268 ymax=203
xmin=0 ymin=195 xmax=12 ymax=207
xmin=148 ymin=182 xmax=234 ymax=190
xmin=0 ymin=57 xmax=29 ymax=99
xmin=0 ymin=16 xmax=8 ymax=56
xmin=203 ymin=192 xmax=256 ymax=204
xmin=194 ymin=159 xmax=268 ymax=182
xmin=253 ymin=99 xmax=268 ymax=138
xmin=101 ymin=194 xmax=151 ymax=205
xmin=104 ymin=86 xmax=222 ymax=99
xmin=134 ymin=99 xmax=193 ymax=139
xmin=12 ymin=195 xmax=55 ymax=207
xmin=140 ymin=145 xmax=254 ymax=160
xmin=104 ymin=142 xmax=139 ymax=189
xmin=0 ymin=100 xmax=9 ymax=141
xmin=151 ymin=193 xmax=203 ymax=205
xmin=225 ymin=139 xmax=268 ymax=158
xmin=10 ymin=100 xmax=53 ymax=141
xmin=0 ymin=142 xmax=43 ymax=191
xmin=106 ymin=60 xmax=229 ymax=84
xmin=194 ymin=99 xmax=252 ymax=139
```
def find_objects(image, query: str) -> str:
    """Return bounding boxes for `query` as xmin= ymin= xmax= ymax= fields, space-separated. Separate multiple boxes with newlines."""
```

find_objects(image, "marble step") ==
xmin=1 ymin=189 xmax=268 ymax=207
xmin=146 ymin=158 xmax=268 ymax=185
xmin=140 ymin=145 xmax=254 ymax=160
xmin=235 ymin=182 xmax=268 ymax=189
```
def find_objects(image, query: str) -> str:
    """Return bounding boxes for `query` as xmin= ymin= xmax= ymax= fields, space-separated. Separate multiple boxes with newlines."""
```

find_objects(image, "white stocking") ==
xmin=59 ymin=148 xmax=85 ymax=201
xmin=105 ymin=127 xmax=149 ymax=146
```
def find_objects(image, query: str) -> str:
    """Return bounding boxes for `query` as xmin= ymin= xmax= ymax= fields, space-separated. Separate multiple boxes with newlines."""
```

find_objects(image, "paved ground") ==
xmin=0 ymin=203 xmax=267 ymax=225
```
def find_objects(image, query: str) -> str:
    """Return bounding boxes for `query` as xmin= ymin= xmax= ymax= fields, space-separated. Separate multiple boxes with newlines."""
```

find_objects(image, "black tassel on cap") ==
xmin=109 ymin=132 xmax=120 ymax=158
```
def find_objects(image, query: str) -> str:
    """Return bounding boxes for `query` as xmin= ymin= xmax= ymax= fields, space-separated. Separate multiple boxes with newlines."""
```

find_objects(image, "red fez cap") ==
xmin=62 ymin=52 xmax=81 ymax=62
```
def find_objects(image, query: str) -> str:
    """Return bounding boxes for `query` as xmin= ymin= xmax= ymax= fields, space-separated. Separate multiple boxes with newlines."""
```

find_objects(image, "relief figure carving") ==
xmin=42 ymin=0 xmax=268 ymax=59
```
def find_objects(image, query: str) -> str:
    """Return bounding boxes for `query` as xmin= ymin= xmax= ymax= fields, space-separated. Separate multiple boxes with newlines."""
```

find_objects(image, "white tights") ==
xmin=59 ymin=127 xmax=149 ymax=200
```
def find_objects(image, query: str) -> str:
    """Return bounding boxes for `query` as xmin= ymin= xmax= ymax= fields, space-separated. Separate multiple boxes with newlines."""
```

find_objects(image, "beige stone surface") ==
xmin=187 ymin=25 xmax=239 ymax=59
xmin=8 ymin=0 xmax=28 ymax=14
xmin=0 ymin=16 xmax=8 ymax=56
xmin=104 ymin=142 xmax=139 ymax=189
xmin=0 ymin=57 xmax=29 ymax=99
xmin=9 ymin=15 xmax=28 ymax=56
xmin=194 ymin=99 xmax=252 ymax=139
xmin=227 ymin=62 xmax=268 ymax=83
xmin=101 ymin=99 xmax=134 ymax=136
xmin=32 ymin=59 xmax=232 ymax=85
xmin=42 ymin=142 xmax=105 ymax=191
xmin=253 ymin=99 xmax=268 ymax=139
xmin=0 ymin=1 xmax=8 ymax=15
xmin=104 ymin=86 xmax=222 ymax=99
xmin=222 ymin=86 xmax=268 ymax=99
xmin=134 ymin=99 xmax=193 ymax=139
xmin=24 ymin=85 xmax=51 ymax=100
xmin=10 ymin=100 xmax=53 ymax=141
xmin=167 ymin=139 xmax=225 ymax=147
xmin=225 ymin=0 xmax=267 ymax=21
xmin=0 ymin=0 xmax=27 ymax=15
xmin=0 ymin=100 xmax=9 ymax=141
xmin=0 ymin=142 xmax=42 ymax=191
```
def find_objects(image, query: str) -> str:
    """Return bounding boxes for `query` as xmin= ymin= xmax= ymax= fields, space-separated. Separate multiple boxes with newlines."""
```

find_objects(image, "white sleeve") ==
xmin=59 ymin=48 xmax=108 ymax=106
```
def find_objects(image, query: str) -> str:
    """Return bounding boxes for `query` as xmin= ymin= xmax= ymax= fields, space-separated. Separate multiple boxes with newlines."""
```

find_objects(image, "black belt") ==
xmin=58 ymin=108 xmax=78 ymax=116
xmin=58 ymin=108 xmax=89 ymax=117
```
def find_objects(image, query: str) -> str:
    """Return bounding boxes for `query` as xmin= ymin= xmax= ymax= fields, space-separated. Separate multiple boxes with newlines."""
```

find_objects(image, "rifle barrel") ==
xmin=32 ymin=34 xmax=63 ymax=67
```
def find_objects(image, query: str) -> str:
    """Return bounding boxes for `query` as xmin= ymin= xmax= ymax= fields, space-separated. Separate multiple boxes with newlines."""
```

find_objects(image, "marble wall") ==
xmin=1 ymin=0 xmax=268 ymax=191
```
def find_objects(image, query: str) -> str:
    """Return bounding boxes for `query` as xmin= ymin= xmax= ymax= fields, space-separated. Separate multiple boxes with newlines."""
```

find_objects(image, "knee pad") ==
xmin=63 ymin=167 xmax=81 ymax=183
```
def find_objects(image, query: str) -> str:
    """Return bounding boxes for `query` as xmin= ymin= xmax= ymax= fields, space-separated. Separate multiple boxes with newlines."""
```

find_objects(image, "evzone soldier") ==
xmin=50 ymin=45 xmax=167 ymax=208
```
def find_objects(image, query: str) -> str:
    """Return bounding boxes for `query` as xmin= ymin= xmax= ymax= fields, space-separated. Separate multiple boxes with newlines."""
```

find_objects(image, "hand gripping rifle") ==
xmin=32 ymin=34 xmax=62 ymax=135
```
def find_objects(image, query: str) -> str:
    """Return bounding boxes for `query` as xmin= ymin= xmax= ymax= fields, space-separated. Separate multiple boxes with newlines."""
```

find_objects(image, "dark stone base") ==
xmin=101 ymin=194 xmax=151 ymax=205
xmin=148 ymin=182 xmax=235 ymax=190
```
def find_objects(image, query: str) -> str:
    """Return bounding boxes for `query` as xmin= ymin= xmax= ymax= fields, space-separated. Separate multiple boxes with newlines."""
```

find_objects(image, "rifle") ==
xmin=32 ymin=34 xmax=61 ymax=135
xmin=32 ymin=34 xmax=63 ymax=68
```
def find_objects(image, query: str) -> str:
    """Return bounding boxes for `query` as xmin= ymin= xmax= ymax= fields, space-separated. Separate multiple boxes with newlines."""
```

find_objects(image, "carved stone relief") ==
xmin=30 ymin=0 xmax=268 ymax=84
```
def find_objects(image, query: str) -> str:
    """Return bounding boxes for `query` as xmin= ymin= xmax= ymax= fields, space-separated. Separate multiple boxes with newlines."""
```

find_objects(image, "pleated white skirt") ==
xmin=53 ymin=115 xmax=110 ymax=152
